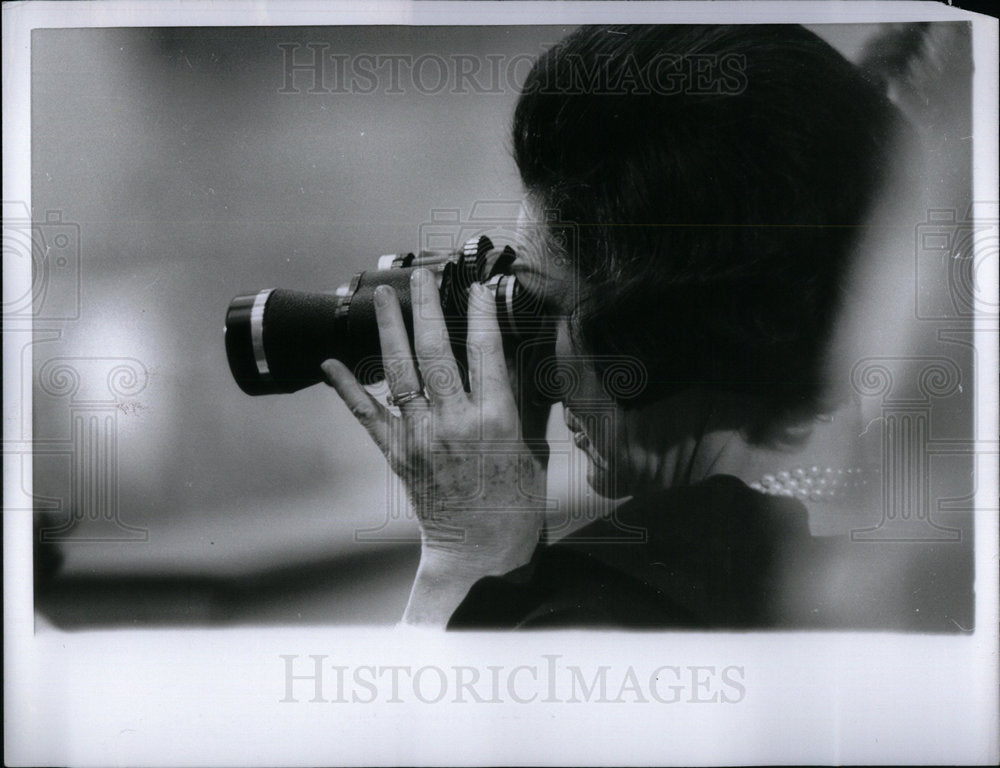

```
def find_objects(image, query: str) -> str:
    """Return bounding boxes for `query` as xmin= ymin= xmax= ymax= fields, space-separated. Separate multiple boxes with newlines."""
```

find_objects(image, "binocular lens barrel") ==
xmin=225 ymin=237 xmax=537 ymax=396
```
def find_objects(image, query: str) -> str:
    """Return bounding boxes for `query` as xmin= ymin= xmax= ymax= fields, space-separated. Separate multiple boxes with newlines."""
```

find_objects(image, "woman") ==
xmin=321 ymin=25 xmax=952 ymax=629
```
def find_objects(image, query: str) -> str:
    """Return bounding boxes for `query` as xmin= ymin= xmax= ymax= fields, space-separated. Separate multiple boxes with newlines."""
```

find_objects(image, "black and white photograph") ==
xmin=4 ymin=1 xmax=998 ymax=765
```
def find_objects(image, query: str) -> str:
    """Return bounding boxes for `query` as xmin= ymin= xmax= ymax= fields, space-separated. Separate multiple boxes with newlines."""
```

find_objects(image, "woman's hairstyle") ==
xmin=513 ymin=25 xmax=902 ymax=420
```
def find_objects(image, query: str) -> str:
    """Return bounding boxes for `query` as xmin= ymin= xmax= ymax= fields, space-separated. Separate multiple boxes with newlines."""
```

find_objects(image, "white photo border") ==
xmin=4 ymin=2 xmax=998 ymax=766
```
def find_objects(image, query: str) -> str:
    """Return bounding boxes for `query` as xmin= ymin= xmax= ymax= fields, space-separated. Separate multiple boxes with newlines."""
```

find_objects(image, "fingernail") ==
xmin=411 ymin=268 xmax=429 ymax=286
xmin=320 ymin=359 xmax=337 ymax=385
xmin=374 ymin=285 xmax=391 ymax=307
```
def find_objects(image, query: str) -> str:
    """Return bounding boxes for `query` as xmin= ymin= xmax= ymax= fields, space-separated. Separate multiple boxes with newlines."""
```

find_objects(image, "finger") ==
xmin=373 ymin=285 xmax=422 ymax=403
xmin=321 ymin=358 xmax=391 ymax=454
xmin=467 ymin=282 xmax=513 ymax=407
xmin=410 ymin=267 xmax=464 ymax=403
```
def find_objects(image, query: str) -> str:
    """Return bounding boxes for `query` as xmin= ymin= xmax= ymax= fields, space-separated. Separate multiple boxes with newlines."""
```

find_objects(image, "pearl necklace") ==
xmin=749 ymin=465 xmax=876 ymax=502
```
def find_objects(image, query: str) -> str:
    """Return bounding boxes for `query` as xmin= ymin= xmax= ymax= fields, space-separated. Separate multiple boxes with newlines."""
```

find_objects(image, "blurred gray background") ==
xmin=27 ymin=24 xmax=975 ymax=628
xmin=30 ymin=25 xmax=574 ymax=625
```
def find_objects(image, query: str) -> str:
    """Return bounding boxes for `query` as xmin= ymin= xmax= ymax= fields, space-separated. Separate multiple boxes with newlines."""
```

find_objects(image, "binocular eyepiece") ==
xmin=225 ymin=236 xmax=542 ymax=395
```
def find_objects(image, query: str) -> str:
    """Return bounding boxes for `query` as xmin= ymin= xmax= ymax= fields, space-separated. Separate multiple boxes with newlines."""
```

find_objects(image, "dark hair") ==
xmin=513 ymin=25 xmax=902 ymax=422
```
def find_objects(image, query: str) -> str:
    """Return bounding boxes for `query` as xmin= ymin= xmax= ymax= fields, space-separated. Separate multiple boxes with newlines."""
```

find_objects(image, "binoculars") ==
xmin=225 ymin=236 xmax=544 ymax=395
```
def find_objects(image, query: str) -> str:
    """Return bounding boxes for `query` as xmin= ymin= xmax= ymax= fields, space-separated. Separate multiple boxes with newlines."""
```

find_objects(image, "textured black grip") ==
xmin=262 ymin=289 xmax=345 ymax=393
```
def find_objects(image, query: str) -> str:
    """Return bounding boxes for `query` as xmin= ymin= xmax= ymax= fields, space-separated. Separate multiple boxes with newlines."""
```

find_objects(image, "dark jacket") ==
xmin=449 ymin=475 xmax=812 ymax=629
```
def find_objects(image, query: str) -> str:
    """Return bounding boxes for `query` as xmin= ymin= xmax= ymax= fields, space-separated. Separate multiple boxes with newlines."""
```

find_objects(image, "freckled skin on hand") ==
xmin=323 ymin=275 xmax=545 ymax=624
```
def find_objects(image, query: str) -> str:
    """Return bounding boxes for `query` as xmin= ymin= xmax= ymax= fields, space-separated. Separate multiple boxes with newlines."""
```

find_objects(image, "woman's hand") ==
xmin=321 ymin=267 xmax=546 ymax=626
